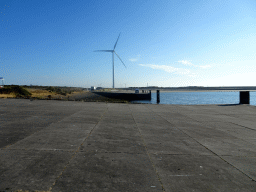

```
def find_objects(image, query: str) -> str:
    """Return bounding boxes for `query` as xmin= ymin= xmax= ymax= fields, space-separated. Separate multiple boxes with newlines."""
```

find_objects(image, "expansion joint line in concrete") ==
xmin=48 ymin=105 xmax=109 ymax=191
xmin=178 ymin=110 xmax=256 ymax=149
xmin=229 ymin=122 xmax=256 ymax=132
xmin=128 ymin=105 xmax=166 ymax=192
xmin=209 ymin=111 xmax=256 ymax=132
xmin=154 ymin=109 xmax=256 ymax=182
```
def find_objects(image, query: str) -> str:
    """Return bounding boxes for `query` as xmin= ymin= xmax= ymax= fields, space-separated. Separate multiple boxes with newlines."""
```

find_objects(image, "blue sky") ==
xmin=1 ymin=0 xmax=256 ymax=88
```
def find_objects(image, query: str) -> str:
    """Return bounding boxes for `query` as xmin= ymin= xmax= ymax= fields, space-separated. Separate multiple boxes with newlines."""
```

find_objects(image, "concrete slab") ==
xmin=1 ymin=100 xmax=256 ymax=191
xmin=229 ymin=120 xmax=256 ymax=130
xmin=51 ymin=152 xmax=163 ymax=192
xmin=221 ymin=156 xmax=256 ymax=181
xmin=81 ymin=132 xmax=145 ymax=153
xmin=229 ymin=114 xmax=256 ymax=121
xmin=178 ymin=126 xmax=238 ymax=139
xmin=0 ymin=149 xmax=73 ymax=191
xmin=8 ymin=127 xmax=91 ymax=151
xmin=132 ymin=115 xmax=174 ymax=127
xmin=195 ymin=138 xmax=256 ymax=156
xmin=151 ymin=154 xmax=256 ymax=192
xmin=143 ymin=139 xmax=213 ymax=156
xmin=137 ymin=125 xmax=188 ymax=138
xmin=205 ymin=122 xmax=256 ymax=141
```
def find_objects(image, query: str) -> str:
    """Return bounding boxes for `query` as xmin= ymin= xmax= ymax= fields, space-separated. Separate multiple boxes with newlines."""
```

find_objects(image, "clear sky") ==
xmin=1 ymin=0 xmax=256 ymax=88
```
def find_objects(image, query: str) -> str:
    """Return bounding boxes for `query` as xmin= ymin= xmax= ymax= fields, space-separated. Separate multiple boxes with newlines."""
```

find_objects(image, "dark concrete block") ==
xmin=157 ymin=90 xmax=160 ymax=103
xmin=94 ymin=92 xmax=151 ymax=101
xmin=240 ymin=91 xmax=250 ymax=104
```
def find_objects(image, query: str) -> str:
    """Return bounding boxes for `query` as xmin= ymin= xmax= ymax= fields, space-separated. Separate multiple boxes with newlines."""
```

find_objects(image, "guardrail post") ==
xmin=157 ymin=90 xmax=160 ymax=103
xmin=240 ymin=91 xmax=250 ymax=104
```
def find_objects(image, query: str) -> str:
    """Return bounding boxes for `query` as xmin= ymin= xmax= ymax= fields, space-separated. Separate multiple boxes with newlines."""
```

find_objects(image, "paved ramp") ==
xmin=1 ymin=99 xmax=256 ymax=191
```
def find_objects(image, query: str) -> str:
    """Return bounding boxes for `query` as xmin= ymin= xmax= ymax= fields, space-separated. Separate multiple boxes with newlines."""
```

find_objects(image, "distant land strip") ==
xmin=127 ymin=86 xmax=256 ymax=92
xmin=3 ymin=85 xmax=256 ymax=92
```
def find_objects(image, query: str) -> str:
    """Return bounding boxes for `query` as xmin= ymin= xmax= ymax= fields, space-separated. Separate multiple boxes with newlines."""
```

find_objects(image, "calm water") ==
xmin=132 ymin=91 xmax=256 ymax=105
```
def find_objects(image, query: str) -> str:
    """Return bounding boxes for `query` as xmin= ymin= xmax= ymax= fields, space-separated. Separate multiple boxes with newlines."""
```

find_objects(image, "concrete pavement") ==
xmin=1 ymin=99 xmax=256 ymax=191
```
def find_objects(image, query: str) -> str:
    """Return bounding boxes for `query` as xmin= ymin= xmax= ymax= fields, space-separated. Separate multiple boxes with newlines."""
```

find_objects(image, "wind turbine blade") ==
xmin=113 ymin=33 xmax=121 ymax=50
xmin=94 ymin=50 xmax=113 ymax=52
xmin=114 ymin=52 xmax=126 ymax=68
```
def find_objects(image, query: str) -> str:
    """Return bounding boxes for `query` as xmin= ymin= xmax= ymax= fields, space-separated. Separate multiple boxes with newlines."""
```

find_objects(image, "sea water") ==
xmin=132 ymin=91 xmax=256 ymax=105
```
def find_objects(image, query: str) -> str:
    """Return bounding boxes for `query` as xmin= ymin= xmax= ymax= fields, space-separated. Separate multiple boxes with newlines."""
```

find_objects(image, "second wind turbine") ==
xmin=94 ymin=33 xmax=126 ymax=89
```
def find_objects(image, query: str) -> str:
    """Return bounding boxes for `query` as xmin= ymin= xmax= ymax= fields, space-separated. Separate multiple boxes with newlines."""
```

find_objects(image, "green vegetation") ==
xmin=45 ymin=86 xmax=82 ymax=96
xmin=0 ymin=85 xmax=32 ymax=97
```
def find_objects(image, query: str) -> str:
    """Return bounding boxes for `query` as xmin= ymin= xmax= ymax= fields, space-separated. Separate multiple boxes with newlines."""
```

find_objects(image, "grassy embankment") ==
xmin=0 ymin=86 xmax=130 ymax=102
xmin=0 ymin=85 xmax=32 ymax=98
xmin=0 ymin=85 xmax=84 ymax=99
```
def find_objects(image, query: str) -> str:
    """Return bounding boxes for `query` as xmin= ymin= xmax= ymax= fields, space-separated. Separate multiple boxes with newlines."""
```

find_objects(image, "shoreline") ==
xmin=151 ymin=90 xmax=256 ymax=93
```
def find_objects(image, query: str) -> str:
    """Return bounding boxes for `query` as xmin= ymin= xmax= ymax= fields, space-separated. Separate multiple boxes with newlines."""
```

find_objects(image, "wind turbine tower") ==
xmin=0 ymin=77 xmax=4 ymax=87
xmin=94 ymin=33 xmax=126 ymax=88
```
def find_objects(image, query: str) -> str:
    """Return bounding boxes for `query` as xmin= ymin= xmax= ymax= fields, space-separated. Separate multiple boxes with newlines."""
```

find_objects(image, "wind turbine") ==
xmin=94 ymin=33 xmax=126 ymax=89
